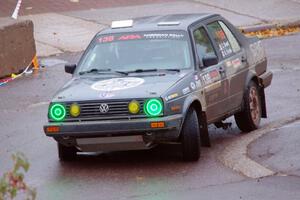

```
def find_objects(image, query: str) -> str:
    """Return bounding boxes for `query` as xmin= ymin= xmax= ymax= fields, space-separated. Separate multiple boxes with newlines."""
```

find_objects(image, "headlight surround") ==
xmin=144 ymin=98 xmax=163 ymax=117
xmin=49 ymin=103 xmax=66 ymax=121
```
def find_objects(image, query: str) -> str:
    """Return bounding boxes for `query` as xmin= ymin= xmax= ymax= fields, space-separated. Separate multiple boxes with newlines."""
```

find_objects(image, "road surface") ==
xmin=1 ymin=29 xmax=300 ymax=199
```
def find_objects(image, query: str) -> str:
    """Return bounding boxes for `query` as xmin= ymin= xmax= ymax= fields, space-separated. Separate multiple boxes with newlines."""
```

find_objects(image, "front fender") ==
xmin=180 ymin=93 xmax=204 ymax=130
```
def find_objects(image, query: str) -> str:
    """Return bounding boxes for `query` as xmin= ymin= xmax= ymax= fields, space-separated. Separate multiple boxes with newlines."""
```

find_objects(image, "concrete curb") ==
xmin=240 ymin=19 xmax=300 ymax=33
xmin=218 ymin=115 xmax=300 ymax=179
xmin=0 ymin=18 xmax=36 ymax=78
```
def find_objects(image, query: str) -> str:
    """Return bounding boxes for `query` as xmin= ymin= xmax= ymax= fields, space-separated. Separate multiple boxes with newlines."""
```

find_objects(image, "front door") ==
xmin=192 ymin=26 xmax=229 ymax=122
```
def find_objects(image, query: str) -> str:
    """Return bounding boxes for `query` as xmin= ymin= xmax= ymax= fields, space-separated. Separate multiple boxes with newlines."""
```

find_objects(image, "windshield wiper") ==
xmin=79 ymin=68 xmax=128 ymax=76
xmin=125 ymin=69 xmax=158 ymax=74
xmin=125 ymin=68 xmax=180 ymax=74
xmin=163 ymin=68 xmax=181 ymax=72
xmin=79 ymin=68 xmax=109 ymax=75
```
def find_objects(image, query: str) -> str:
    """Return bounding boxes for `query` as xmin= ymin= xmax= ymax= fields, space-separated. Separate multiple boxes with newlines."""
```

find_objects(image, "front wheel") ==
xmin=58 ymin=143 xmax=78 ymax=161
xmin=181 ymin=108 xmax=201 ymax=161
xmin=235 ymin=81 xmax=262 ymax=133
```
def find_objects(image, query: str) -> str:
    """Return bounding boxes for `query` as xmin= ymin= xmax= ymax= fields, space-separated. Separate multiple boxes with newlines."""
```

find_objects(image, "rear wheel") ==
xmin=181 ymin=108 xmax=201 ymax=161
xmin=235 ymin=81 xmax=261 ymax=133
xmin=58 ymin=143 xmax=78 ymax=161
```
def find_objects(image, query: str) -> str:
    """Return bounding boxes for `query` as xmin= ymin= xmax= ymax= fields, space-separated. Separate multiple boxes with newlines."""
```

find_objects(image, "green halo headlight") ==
xmin=144 ymin=98 xmax=163 ymax=117
xmin=49 ymin=103 xmax=66 ymax=121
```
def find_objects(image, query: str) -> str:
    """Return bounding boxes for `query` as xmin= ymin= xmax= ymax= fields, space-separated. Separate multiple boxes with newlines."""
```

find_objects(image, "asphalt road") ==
xmin=1 ymin=33 xmax=300 ymax=199
xmin=249 ymin=120 xmax=300 ymax=177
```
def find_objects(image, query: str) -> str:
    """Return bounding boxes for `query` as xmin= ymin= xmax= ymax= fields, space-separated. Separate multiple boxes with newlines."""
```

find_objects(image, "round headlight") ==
xmin=49 ymin=103 xmax=66 ymax=121
xmin=128 ymin=100 xmax=140 ymax=114
xmin=144 ymin=98 xmax=163 ymax=117
xmin=70 ymin=103 xmax=80 ymax=117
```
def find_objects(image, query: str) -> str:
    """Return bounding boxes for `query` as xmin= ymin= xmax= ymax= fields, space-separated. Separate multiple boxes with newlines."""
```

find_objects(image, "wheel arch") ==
xmin=245 ymin=71 xmax=267 ymax=118
xmin=181 ymin=96 xmax=203 ymax=126
xmin=180 ymin=95 xmax=211 ymax=147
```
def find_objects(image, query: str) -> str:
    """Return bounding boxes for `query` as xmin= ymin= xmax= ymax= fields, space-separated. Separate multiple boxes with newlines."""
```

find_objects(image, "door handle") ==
xmin=219 ymin=66 xmax=225 ymax=73
xmin=241 ymin=56 xmax=247 ymax=63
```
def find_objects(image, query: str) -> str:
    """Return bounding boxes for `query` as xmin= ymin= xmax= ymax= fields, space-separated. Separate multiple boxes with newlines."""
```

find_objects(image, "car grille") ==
xmin=61 ymin=99 xmax=146 ymax=122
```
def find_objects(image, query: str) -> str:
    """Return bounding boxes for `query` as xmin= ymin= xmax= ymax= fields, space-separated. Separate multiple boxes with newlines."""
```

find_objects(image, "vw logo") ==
xmin=99 ymin=103 xmax=109 ymax=113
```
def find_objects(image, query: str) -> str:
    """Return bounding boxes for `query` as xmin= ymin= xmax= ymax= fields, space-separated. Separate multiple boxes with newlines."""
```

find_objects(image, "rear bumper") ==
xmin=259 ymin=71 xmax=273 ymax=88
xmin=44 ymin=114 xmax=183 ymax=142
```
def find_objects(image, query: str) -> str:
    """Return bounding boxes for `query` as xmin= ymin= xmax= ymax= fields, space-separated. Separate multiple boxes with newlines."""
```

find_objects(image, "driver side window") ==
xmin=193 ymin=27 xmax=216 ymax=62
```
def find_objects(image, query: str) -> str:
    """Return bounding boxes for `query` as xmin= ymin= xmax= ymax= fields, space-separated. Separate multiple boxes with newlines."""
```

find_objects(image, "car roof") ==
xmin=99 ymin=13 xmax=219 ymax=35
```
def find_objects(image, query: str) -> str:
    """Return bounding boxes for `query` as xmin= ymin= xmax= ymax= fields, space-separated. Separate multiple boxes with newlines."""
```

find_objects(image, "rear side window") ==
xmin=219 ymin=21 xmax=241 ymax=53
xmin=207 ymin=21 xmax=233 ymax=58
xmin=193 ymin=27 xmax=216 ymax=61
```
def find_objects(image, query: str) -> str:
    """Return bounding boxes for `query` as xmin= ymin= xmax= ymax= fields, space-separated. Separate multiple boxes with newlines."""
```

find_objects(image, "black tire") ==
xmin=58 ymin=143 xmax=78 ymax=161
xmin=234 ymin=81 xmax=262 ymax=133
xmin=181 ymin=108 xmax=201 ymax=161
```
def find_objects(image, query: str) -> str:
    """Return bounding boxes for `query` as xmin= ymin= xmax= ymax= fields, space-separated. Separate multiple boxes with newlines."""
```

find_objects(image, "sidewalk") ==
xmin=1 ymin=0 xmax=298 ymax=57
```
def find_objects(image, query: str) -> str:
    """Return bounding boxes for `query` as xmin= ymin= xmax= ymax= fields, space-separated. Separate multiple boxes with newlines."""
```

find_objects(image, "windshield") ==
xmin=77 ymin=31 xmax=192 ymax=75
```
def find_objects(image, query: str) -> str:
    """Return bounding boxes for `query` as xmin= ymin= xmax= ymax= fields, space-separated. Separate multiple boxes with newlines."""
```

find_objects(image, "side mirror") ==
xmin=65 ymin=64 xmax=76 ymax=74
xmin=202 ymin=55 xmax=218 ymax=67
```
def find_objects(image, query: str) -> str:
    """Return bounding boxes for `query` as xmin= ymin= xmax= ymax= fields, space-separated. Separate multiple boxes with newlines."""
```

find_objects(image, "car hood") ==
xmin=52 ymin=73 xmax=188 ymax=102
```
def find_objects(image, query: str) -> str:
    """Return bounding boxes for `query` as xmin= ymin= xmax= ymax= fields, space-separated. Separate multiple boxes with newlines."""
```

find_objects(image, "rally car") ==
xmin=44 ymin=14 xmax=272 ymax=161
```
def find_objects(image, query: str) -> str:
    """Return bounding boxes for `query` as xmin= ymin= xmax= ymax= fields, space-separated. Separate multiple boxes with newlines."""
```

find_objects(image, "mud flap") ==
xmin=200 ymin=112 xmax=211 ymax=147
xmin=260 ymin=87 xmax=267 ymax=118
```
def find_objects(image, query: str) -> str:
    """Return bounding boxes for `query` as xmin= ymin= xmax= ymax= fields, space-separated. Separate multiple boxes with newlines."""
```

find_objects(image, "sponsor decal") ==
xmin=232 ymin=58 xmax=242 ymax=68
xmin=165 ymin=93 xmax=179 ymax=101
xmin=118 ymin=34 xmax=142 ymax=41
xmin=202 ymin=73 xmax=212 ymax=85
xmin=202 ymin=69 xmax=221 ymax=85
xmin=99 ymin=91 xmax=115 ymax=98
xmin=99 ymin=34 xmax=142 ymax=43
xmin=225 ymin=60 xmax=232 ymax=68
xmin=209 ymin=70 xmax=220 ymax=79
xmin=143 ymin=33 xmax=185 ymax=39
xmin=219 ymin=41 xmax=233 ymax=58
xmin=98 ymin=36 xmax=114 ymax=43
xmin=91 ymin=77 xmax=144 ymax=91
xmin=215 ymin=30 xmax=226 ymax=40
xmin=182 ymin=87 xmax=191 ymax=95
xmin=190 ymin=82 xmax=196 ymax=90
xmin=196 ymin=80 xmax=201 ymax=88
xmin=250 ymin=41 xmax=265 ymax=62
xmin=98 ymin=32 xmax=186 ymax=43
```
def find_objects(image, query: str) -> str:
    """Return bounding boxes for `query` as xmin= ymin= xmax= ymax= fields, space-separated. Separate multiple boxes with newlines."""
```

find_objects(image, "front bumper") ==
xmin=44 ymin=114 xmax=183 ymax=142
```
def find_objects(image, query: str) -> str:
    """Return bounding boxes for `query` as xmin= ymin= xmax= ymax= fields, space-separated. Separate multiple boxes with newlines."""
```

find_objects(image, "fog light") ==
xmin=128 ymin=100 xmax=140 ymax=114
xmin=144 ymin=98 xmax=163 ymax=117
xmin=49 ymin=103 xmax=66 ymax=121
xmin=70 ymin=103 xmax=80 ymax=117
